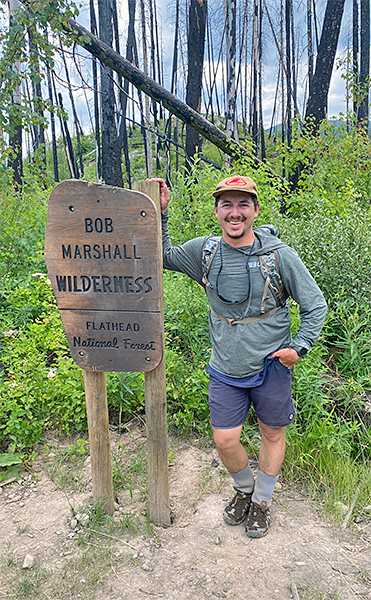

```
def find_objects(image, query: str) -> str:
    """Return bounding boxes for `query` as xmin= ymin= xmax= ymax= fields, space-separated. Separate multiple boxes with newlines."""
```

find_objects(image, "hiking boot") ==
xmin=223 ymin=488 xmax=253 ymax=525
xmin=245 ymin=501 xmax=270 ymax=538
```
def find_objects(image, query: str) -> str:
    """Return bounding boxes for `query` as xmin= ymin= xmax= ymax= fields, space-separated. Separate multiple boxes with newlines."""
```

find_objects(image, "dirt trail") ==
xmin=1 ymin=428 xmax=370 ymax=600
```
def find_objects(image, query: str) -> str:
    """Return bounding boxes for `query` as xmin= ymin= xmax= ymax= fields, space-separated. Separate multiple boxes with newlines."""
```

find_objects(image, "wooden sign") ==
xmin=44 ymin=179 xmax=163 ymax=372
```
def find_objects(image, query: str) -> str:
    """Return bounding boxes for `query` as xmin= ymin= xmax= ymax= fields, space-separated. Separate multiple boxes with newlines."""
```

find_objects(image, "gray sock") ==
xmin=229 ymin=464 xmax=255 ymax=493
xmin=252 ymin=469 xmax=279 ymax=507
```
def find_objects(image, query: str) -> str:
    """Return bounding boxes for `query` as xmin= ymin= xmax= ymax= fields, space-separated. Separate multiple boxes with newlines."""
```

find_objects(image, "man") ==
xmin=151 ymin=175 xmax=327 ymax=538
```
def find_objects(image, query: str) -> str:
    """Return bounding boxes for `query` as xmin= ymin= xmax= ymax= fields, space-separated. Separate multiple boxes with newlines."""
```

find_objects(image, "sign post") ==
xmin=134 ymin=180 xmax=170 ymax=527
xmin=83 ymin=370 xmax=114 ymax=514
xmin=44 ymin=180 xmax=170 ymax=524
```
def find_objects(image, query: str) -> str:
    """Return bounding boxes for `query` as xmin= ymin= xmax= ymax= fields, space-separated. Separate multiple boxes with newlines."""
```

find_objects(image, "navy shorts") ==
xmin=208 ymin=357 xmax=296 ymax=429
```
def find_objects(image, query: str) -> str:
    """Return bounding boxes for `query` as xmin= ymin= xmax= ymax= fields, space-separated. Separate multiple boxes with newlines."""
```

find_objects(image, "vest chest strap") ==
xmin=210 ymin=306 xmax=281 ymax=327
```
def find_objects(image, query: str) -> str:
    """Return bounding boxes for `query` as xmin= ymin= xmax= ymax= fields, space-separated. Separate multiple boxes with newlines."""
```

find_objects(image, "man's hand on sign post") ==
xmin=268 ymin=348 xmax=301 ymax=369
xmin=147 ymin=178 xmax=170 ymax=214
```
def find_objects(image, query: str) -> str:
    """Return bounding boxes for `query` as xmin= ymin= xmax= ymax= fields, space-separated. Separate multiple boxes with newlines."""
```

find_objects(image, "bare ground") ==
xmin=1 ymin=422 xmax=371 ymax=600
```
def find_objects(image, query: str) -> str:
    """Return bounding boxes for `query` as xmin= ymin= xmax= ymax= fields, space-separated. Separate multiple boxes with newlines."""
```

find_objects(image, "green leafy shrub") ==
xmin=278 ymin=197 xmax=371 ymax=304
xmin=166 ymin=345 xmax=210 ymax=435
xmin=0 ymin=274 xmax=145 ymax=453
xmin=106 ymin=371 xmax=145 ymax=428
xmin=0 ymin=187 xmax=48 ymax=283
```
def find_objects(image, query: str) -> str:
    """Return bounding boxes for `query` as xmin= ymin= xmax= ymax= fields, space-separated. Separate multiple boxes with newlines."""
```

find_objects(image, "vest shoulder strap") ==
xmin=201 ymin=235 xmax=221 ymax=287
xmin=259 ymin=250 xmax=288 ymax=310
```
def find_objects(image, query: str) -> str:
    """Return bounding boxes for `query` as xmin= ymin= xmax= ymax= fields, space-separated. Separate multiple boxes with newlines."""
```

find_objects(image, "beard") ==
xmin=225 ymin=219 xmax=247 ymax=239
xmin=225 ymin=230 xmax=245 ymax=239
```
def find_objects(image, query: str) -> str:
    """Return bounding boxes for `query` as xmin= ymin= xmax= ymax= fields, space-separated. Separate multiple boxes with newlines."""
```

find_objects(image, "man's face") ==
xmin=214 ymin=191 xmax=259 ymax=245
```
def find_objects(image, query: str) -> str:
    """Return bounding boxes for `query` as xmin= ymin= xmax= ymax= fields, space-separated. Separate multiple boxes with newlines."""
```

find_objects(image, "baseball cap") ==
xmin=212 ymin=176 xmax=258 ymax=199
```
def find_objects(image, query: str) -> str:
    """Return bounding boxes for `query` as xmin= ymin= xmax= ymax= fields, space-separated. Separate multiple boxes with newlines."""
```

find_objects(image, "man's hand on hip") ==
xmin=268 ymin=348 xmax=301 ymax=369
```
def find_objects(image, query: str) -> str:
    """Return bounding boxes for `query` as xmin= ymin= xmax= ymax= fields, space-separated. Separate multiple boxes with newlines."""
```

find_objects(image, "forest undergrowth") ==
xmin=0 ymin=119 xmax=371 ymax=526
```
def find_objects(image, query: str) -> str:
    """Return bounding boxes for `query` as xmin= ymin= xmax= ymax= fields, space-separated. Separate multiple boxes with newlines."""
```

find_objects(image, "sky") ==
xmin=36 ymin=0 xmax=367 ymax=144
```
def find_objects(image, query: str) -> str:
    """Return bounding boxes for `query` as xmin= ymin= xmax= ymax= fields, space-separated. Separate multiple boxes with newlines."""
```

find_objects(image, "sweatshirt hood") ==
xmin=252 ymin=224 xmax=288 ymax=255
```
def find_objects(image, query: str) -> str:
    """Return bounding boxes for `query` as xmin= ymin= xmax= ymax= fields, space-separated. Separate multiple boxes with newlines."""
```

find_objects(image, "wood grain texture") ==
xmin=83 ymin=370 xmax=114 ymax=515
xmin=134 ymin=181 xmax=171 ymax=527
xmin=45 ymin=180 xmax=160 ymax=311
xmin=44 ymin=180 xmax=163 ymax=372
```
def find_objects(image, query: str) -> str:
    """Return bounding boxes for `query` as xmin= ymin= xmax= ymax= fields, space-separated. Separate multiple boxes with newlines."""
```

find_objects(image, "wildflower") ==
xmin=47 ymin=368 xmax=57 ymax=379
xmin=3 ymin=330 xmax=18 ymax=337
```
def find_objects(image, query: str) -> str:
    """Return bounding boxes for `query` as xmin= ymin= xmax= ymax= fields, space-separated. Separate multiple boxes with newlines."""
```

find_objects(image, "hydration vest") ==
xmin=201 ymin=226 xmax=288 ymax=326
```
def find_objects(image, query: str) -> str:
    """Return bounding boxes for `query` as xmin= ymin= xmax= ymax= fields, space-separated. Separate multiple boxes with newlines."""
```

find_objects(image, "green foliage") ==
xmin=277 ymin=196 xmax=371 ymax=304
xmin=107 ymin=372 xmax=144 ymax=431
xmin=324 ymin=297 xmax=371 ymax=380
xmin=0 ymin=452 xmax=22 ymax=466
xmin=0 ymin=118 xmax=370 ymax=522
xmin=287 ymin=118 xmax=371 ymax=204
xmin=0 ymin=452 xmax=23 ymax=483
xmin=111 ymin=440 xmax=147 ymax=495
xmin=0 ymin=0 xmax=79 ymax=152
xmin=337 ymin=53 xmax=371 ymax=124
xmin=0 ymin=307 xmax=85 ymax=453
xmin=0 ymin=188 xmax=49 ymax=283
xmin=163 ymin=270 xmax=211 ymax=435
xmin=64 ymin=439 xmax=89 ymax=462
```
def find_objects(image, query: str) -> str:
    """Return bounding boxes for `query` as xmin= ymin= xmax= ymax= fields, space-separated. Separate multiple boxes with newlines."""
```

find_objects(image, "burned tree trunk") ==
xmin=139 ymin=0 xmax=153 ymax=177
xmin=285 ymin=0 xmax=292 ymax=147
xmin=90 ymin=0 xmax=101 ymax=181
xmin=28 ymin=30 xmax=46 ymax=170
xmin=280 ymin=0 xmax=285 ymax=176
xmin=290 ymin=0 xmax=298 ymax=117
xmin=225 ymin=0 xmax=237 ymax=141
xmin=98 ymin=0 xmax=123 ymax=186
xmin=114 ymin=0 xmax=133 ymax=187
xmin=304 ymin=0 xmax=346 ymax=128
xmin=8 ymin=0 xmax=23 ymax=187
xmin=252 ymin=0 xmax=259 ymax=153
xmin=353 ymin=0 xmax=359 ymax=115
xmin=358 ymin=0 xmax=370 ymax=129
xmin=148 ymin=0 xmax=161 ymax=170
xmin=185 ymin=0 xmax=207 ymax=167
xmin=46 ymin=58 xmax=59 ymax=183
xmin=166 ymin=0 xmax=180 ymax=180
xmin=59 ymin=37 xmax=84 ymax=176
xmin=307 ymin=0 xmax=314 ymax=98
xmin=258 ymin=0 xmax=265 ymax=160
xmin=58 ymin=92 xmax=79 ymax=179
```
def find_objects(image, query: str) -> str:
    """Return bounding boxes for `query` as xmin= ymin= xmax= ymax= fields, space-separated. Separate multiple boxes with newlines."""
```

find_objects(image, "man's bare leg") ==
xmin=258 ymin=420 xmax=286 ymax=476
xmin=213 ymin=422 xmax=286 ymax=477
xmin=213 ymin=426 xmax=246 ymax=473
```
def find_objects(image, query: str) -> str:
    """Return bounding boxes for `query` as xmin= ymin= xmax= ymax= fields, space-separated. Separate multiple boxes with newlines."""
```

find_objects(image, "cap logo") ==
xmin=225 ymin=177 xmax=248 ymax=187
